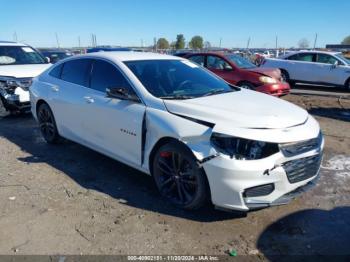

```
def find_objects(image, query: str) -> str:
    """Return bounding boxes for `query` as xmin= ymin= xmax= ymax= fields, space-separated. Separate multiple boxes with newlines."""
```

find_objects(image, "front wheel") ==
xmin=37 ymin=103 xmax=61 ymax=144
xmin=152 ymin=142 xmax=209 ymax=210
xmin=0 ymin=96 xmax=10 ymax=118
xmin=238 ymin=82 xmax=255 ymax=90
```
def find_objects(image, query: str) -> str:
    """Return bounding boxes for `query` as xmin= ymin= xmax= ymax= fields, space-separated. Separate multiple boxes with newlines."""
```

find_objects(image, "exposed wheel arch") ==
xmin=236 ymin=81 xmax=255 ymax=90
xmin=36 ymin=99 xmax=49 ymax=115
xmin=149 ymin=137 xmax=192 ymax=175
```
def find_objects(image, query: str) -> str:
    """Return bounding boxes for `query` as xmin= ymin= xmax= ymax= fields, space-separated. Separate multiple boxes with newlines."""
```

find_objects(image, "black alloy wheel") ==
xmin=37 ymin=103 xmax=60 ymax=143
xmin=153 ymin=142 xmax=208 ymax=210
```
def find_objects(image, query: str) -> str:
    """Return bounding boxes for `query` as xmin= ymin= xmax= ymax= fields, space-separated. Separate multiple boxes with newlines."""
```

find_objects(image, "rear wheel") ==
xmin=37 ymin=103 xmax=61 ymax=144
xmin=280 ymin=69 xmax=295 ymax=87
xmin=345 ymin=78 xmax=350 ymax=91
xmin=152 ymin=142 xmax=209 ymax=210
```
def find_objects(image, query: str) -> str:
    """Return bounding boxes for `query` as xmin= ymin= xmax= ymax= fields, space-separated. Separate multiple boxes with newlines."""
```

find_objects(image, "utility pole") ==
xmin=13 ymin=31 xmax=18 ymax=42
xmin=246 ymin=37 xmax=251 ymax=50
xmin=219 ymin=38 xmax=222 ymax=48
xmin=313 ymin=33 xmax=318 ymax=50
xmin=275 ymin=35 xmax=278 ymax=49
xmin=78 ymin=36 xmax=81 ymax=48
xmin=55 ymin=33 xmax=60 ymax=48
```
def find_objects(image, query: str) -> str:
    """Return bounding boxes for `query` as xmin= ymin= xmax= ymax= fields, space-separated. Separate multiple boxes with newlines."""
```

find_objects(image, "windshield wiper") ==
xmin=159 ymin=94 xmax=196 ymax=100
xmin=201 ymin=89 xmax=233 ymax=97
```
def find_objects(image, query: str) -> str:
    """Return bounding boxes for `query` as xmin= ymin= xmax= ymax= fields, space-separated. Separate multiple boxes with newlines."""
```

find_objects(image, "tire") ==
xmin=0 ymin=96 xmax=10 ymax=118
xmin=152 ymin=141 xmax=209 ymax=210
xmin=280 ymin=69 xmax=295 ymax=87
xmin=345 ymin=78 xmax=350 ymax=91
xmin=237 ymin=82 xmax=255 ymax=90
xmin=37 ymin=103 xmax=61 ymax=144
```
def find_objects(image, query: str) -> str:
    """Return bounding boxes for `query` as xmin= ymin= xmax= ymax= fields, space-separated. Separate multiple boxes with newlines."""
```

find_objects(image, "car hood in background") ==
xmin=246 ymin=67 xmax=281 ymax=79
xmin=164 ymin=90 xmax=308 ymax=130
xmin=0 ymin=64 xmax=52 ymax=78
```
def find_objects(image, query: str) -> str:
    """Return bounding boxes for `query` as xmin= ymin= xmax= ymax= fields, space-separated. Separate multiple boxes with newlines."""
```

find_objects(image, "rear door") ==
xmin=286 ymin=53 xmax=317 ymax=82
xmin=81 ymin=59 xmax=145 ymax=166
xmin=49 ymin=58 xmax=93 ymax=140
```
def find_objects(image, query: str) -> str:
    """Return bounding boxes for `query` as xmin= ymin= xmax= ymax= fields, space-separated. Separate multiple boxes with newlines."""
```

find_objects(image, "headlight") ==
xmin=211 ymin=133 xmax=279 ymax=160
xmin=0 ymin=77 xmax=32 ymax=91
xmin=259 ymin=76 xmax=277 ymax=84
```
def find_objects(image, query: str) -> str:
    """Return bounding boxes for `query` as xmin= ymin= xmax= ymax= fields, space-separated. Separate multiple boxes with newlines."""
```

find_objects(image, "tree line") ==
xmin=156 ymin=34 xmax=210 ymax=50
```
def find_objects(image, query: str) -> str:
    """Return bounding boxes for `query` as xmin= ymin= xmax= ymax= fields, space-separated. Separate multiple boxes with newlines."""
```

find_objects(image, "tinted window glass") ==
xmin=288 ymin=53 xmax=314 ymax=62
xmin=316 ymin=54 xmax=339 ymax=65
xmin=61 ymin=59 xmax=92 ymax=86
xmin=188 ymin=55 xmax=205 ymax=66
xmin=49 ymin=63 xmax=63 ymax=78
xmin=90 ymin=60 xmax=132 ymax=93
xmin=124 ymin=60 xmax=235 ymax=99
xmin=207 ymin=56 xmax=232 ymax=70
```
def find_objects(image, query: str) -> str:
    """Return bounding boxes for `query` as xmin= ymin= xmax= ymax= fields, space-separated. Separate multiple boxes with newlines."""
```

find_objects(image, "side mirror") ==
xmin=223 ymin=65 xmax=233 ymax=71
xmin=45 ymin=57 xmax=51 ymax=63
xmin=331 ymin=60 xmax=339 ymax=69
xmin=106 ymin=87 xmax=140 ymax=102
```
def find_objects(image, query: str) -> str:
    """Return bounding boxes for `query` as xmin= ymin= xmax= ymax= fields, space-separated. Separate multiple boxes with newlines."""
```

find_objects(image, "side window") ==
xmin=61 ymin=59 xmax=92 ymax=86
xmin=90 ymin=60 xmax=133 ymax=93
xmin=49 ymin=63 xmax=63 ymax=78
xmin=316 ymin=54 xmax=339 ymax=65
xmin=288 ymin=53 xmax=314 ymax=62
xmin=207 ymin=55 xmax=232 ymax=70
xmin=188 ymin=55 xmax=205 ymax=66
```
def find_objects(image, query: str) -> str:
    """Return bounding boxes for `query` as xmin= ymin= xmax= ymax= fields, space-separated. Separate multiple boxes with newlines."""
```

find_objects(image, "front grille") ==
xmin=280 ymin=132 xmax=322 ymax=157
xmin=283 ymin=154 xmax=322 ymax=183
xmin=243 ymin=183 xmax=275 ymax=197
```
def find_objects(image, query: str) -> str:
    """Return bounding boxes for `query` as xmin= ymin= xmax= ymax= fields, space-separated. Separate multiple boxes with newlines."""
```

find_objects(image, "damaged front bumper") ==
xmin=201 ymin=134 xmax=324 ymax=211
xmin=0 ymin=79 xmax=31 ymax=112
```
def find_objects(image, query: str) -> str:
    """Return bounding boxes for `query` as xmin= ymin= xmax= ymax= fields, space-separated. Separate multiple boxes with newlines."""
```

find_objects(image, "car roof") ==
xmin=284 ymin=50 xmax=341 ymax=57
xmin=78 ymin=51 xmax=183 ymax=62
xmin=0 ymin=41 xmax=29 ymax=47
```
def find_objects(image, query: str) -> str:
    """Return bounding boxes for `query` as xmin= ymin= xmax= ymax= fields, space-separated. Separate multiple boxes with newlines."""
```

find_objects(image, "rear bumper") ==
xmin=255 ymin=82 xmax=290 ymax=96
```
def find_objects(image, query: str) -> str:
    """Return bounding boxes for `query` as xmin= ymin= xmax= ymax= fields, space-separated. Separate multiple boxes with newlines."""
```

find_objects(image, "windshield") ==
xmin=225 ymin=54 xmax=256 ymax=69
xmin=125 ymin=59 xmax=235 ymax=99
xmin=335 ymin=53 xmax=350 ymax=65
xmin=0 ymin=46 xmax=46 ymax=65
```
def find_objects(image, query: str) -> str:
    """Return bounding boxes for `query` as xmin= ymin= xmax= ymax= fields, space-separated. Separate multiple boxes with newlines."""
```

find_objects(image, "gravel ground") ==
xmin=0 ymin=93 xmax=349 ymax=258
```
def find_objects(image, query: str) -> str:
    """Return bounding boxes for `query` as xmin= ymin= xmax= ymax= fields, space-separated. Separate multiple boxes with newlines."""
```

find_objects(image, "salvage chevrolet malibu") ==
xmin=30 ymin=52 xmax=324 ymax=211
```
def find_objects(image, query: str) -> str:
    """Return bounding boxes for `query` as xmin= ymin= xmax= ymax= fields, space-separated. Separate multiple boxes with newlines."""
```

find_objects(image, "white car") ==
xmin=30 ymin=52 xmax=324 ymax=211
xmin=0 ymin=41 xmax=51 ymax=115
xmin=261 ymin=50 xmax=350 ymax=89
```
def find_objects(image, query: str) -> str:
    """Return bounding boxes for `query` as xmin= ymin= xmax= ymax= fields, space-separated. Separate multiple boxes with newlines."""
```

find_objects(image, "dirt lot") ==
xmin=0 ymin=93 xmax=349 ymax=258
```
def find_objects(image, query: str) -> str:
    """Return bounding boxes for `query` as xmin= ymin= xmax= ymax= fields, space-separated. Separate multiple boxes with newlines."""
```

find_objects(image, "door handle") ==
xmin=84 ymin=96 xmax=94 ymax=103
xmin=51 ymin=85 xmax=59 ymax=92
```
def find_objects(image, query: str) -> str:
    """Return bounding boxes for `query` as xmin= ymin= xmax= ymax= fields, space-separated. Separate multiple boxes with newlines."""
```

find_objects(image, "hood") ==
xmin=247 ymin=67 xmax=281 ymax=79
xmin=164 ymin=89 xmax=308 ymax=130
xmin=0 ymin=64 xmax=52 ymax=78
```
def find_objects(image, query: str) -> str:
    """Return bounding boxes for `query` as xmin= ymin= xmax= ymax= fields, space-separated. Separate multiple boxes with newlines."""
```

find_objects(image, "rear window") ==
xmin=61 ymin=59 xmax=92 ymax=87
xmin=49 ymin=63 xmax=63 ymax=78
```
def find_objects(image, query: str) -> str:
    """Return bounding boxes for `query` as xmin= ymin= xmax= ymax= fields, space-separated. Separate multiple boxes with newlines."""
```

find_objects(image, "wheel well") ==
xmin=345 ymin=77 xmax=350 ymax=88
xmin=36 ymin=99 xmax=48 ymax=114
xmin=148 ymin=137 xmax=196 ymax=176
xmin=236 ymin=80 xmax=253 ymax=87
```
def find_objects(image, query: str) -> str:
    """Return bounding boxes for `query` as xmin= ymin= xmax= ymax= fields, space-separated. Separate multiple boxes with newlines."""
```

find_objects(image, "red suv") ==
xmin=184 ymin=52 xmax=290 ymax=96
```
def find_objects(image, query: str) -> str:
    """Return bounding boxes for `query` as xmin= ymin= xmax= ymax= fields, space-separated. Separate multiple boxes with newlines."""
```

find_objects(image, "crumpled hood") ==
xmin=247 ymin=67 xmax=281 ymax=79
xmin=164 ymin=89 xmax=308 ymax=130
xmin=0 ymin=64 xmax=52 ymax=78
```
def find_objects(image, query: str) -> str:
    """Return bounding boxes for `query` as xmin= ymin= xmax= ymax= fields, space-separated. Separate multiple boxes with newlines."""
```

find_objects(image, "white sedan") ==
xmin=30 ymin=52 xmax=323 ymax=211
xmin=261 ymin=50 xmax=350 ymax=89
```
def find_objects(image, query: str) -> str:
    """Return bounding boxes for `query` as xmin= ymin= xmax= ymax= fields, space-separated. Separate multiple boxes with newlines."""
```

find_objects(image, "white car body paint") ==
xmin=262 ymin=50 xmax=350 ymax=87
xmin=0 ymin=42 xmax=51 ymax=110
xmin=30 ymin=51 xmax=324 ymax=211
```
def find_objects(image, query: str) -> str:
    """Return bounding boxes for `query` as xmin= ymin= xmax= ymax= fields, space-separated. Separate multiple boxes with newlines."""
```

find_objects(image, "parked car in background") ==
xmin=39 ymin=49 xmax=73 ymax=63
xmin=30 ymin=52 xmax=323 ymax=212
xmin=261 ymin=51 xmax=350 ymax=89
xmin=184 ymin=52 xmax=290 ymax=96
xmin=0 ymin=41 xmax=51 ymax=115
xmin=86 ymin=47 xmax=131 ymax=53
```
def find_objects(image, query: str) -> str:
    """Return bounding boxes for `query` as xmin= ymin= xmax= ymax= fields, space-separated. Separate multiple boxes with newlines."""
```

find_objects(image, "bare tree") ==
xmin=298 ymin=38 xmax=309 ymax=49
